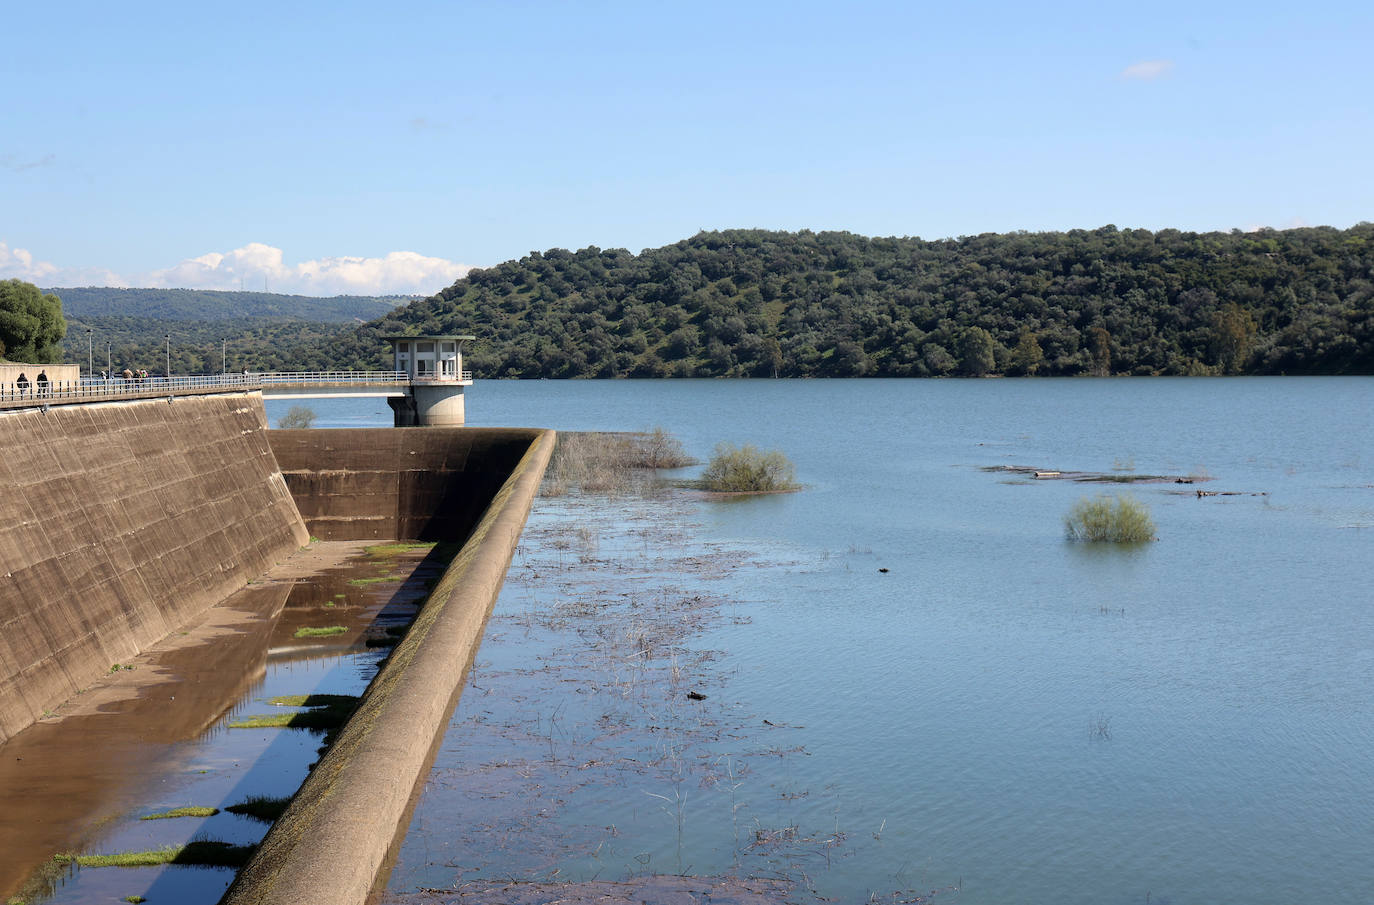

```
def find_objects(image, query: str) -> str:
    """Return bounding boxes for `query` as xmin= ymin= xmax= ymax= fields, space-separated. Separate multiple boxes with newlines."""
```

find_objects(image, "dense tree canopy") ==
xmin=50 ymin=287 xmax=406 ymax=322
xmin=0 ymin=279 xmax=66 ymax=363
xmin=294 ymin=223 xmax=1373 ymax=378
xmin=54 ymin=224 xmax=1374 ymax=378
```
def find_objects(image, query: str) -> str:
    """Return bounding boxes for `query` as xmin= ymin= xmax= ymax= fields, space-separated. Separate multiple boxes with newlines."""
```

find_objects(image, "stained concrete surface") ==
xmin=0 ymin=395 xmax=309 ymax=743
xmin=0 ymin=405 xmax=551 ymax=905
xmin=223 ymin=428 xmax=553 ymax=905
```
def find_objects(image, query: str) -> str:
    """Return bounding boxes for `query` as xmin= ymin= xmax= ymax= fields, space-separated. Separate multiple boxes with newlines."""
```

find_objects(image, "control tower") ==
xmin=383 ymin=335 xmax=475 ymax=426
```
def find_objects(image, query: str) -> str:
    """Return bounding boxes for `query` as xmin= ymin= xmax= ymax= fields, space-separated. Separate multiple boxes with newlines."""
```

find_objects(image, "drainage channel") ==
xmin=0 ymin=540 xmax=453 ymax=905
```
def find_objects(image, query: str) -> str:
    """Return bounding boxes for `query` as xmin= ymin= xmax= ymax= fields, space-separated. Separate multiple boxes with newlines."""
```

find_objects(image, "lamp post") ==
xmin=87 ymin=328 xmax=93 ymax=379
xmin=106 ymin=342 xmax=112 ymax=379
xmin=165 ymin=334 xmax=171 ymax=379
xmin=222 ymin=339 xmax=227 ymax=375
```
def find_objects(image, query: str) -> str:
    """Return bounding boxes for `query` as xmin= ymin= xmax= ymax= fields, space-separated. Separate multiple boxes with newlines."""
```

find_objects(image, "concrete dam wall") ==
xmin=1 ymin=394 xmax=552 ymax=905
xmin=0 ymin=393 xmax=309 ymax=744
xmin=267 ymin=427 xmax=542 ymax=541
xmin=231 ymin=425 xmax=555 ymax=905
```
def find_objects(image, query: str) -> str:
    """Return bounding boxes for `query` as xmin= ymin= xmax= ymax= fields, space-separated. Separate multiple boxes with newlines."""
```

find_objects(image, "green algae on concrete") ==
xmin=293 ymin=625 xmax=347 ymax=638
xmin=229 ymin=694 xmax=358 ymax=731
xmin=55 ymin=840 xmax=255 ymax=868
xmin=139 ymin=806 xmax=219 ymax=820
xmin=364 ymin=543 xmax=437 ymax=557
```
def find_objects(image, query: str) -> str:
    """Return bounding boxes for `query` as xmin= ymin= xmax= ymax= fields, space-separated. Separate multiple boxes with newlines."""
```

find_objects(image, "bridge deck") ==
xmin=0 ymin=372 xmax=469 ymax=411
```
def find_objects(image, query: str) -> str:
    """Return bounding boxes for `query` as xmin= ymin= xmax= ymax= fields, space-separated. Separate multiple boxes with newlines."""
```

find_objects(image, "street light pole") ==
xmin=165 ymin=333 xmax=171 ymax=379
xmin=106 ymin=342 xmax=112 ymax=378
xmin=87 ymin=328 xmax=93 ymax=379
xmin=222 ymin=339 xmax=227 ymax=375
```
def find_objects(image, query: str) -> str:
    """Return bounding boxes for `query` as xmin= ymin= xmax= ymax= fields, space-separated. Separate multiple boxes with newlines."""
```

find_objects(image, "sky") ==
xmin=2 ymin=0 xmax=1372 ymax=296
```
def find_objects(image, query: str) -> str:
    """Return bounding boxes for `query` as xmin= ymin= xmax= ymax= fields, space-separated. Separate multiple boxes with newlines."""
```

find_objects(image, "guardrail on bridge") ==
xmin=0 ymin=371 xmax=416 ymax=410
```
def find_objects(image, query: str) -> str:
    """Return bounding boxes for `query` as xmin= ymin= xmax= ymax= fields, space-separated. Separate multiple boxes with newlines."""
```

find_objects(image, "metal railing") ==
xmin=258 ymin=370 xmax=409 ymax=387
xmin=411 ymin=370 xmax=474 ymax=383
xmin=0 ymin=370 xmax=465 ymax=409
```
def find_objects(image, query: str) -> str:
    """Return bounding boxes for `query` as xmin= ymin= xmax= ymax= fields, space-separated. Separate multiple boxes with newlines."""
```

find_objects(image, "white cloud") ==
xmin=0 ymin=241 xmax=471 ymax=296
xmin=1245 ymin=216 xmax=1311 ymax=232
xmin=0 ymin=241 xmax=59 ymax=281
xmin=1120 ymin=59 xmax=1174 ymax=81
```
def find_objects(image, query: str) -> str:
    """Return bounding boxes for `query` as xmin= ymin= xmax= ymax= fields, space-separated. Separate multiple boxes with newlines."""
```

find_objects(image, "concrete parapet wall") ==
xmin=224 ymin=427 xmax=554 ymax=905
xmin=268 ymin=427 xmax=538 ymax=540
xmin=0 ymin=394 xmax=309 ymax=744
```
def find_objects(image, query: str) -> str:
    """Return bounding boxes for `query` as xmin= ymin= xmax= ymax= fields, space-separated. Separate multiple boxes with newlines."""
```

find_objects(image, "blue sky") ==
xmin=3 ymin=1 xmax=1371 ymax=295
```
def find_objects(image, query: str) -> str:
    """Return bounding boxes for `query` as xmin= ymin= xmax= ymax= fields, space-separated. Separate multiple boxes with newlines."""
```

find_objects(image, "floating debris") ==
xmin=982 ymin=465 xmax=1209 ymax=484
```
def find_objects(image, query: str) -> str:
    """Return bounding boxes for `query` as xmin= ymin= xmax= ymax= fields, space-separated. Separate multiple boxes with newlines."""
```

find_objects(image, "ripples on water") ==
xmin=280 ymin=378 xmax=1374 ymax=904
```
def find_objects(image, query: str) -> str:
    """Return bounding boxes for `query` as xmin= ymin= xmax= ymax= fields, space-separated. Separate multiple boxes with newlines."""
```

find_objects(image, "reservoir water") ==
xmin=268 ymin=378 xmax=1374 ymax=905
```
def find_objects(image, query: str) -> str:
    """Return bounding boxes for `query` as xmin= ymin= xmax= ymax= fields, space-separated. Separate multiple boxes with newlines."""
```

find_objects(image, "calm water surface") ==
xmin=271 ymin=378 xmax=1374 ymax=903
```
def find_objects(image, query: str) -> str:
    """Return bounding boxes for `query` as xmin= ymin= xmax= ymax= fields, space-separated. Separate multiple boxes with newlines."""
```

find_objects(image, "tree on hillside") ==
xmin=1087 ymin=326 xmax=1112 ymax=377
xmin=0 ymin=280 xmax=67 ymax=363
xmin=1009 ymin=329 xmax=1044 ymax=375
xmin=958 ymin=326 xmax=997 ymax=376
xmin=1210 ymin=302 xmax=1257 ymax=374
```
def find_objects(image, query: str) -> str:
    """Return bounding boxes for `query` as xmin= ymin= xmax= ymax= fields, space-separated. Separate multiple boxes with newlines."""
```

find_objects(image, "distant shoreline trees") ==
xmin=55 ymin=223 xmax=1374 ymax=378
xmin=304 ymin=223 xmax=1374 ymax=379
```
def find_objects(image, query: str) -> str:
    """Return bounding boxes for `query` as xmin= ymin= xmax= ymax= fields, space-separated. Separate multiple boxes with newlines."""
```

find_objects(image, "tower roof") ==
xmin=382 ymin=335 xmax=476 ymax=343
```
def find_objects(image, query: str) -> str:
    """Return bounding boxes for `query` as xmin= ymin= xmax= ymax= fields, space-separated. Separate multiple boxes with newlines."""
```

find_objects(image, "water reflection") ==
xmin=0 ymin=542 xmax=445 ymax=905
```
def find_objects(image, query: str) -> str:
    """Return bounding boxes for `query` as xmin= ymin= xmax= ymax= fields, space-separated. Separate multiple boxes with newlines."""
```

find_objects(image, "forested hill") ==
xmin=52 ymin=288 xmax=412 ymax=376
xmin=50 ymin=287 xmax=410 ymax=322
xmin=303 ymin=224 xmax=1374 ymax=377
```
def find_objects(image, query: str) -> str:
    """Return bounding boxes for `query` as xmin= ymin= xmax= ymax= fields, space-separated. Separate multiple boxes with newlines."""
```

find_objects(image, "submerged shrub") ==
xmin=544 ymin=428 xmax=696 ymax=496
xmin=277 ymin=405 xmax=317 ymax=429
xmin=630 ymin=426 xmax=695 ymax=469
xmin=1064 ymin=494 xmax=1156 ymax=543
xmin=700 ymin=443 xmax=798 ymax=493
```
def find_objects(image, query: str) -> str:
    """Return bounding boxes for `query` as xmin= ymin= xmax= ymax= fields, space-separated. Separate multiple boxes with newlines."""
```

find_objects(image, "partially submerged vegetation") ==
xmin=982 ymin=464 xmax=1204 ymax=485
xmin=228 ymin=694 xmax=358 ymax=731
xmin=225 ymin=795 xmax=292 ymax=824
xmin=546 ymin=429 xmax=800 ymax=497
xmin=545 ymin=427 xmax=695 ymax=496
xmin=139 ymin=806 xmax=218 ymax=820
xmin=53 ymin=840 xmax=255 ymax=869
xmin=1065 ymin=494 xmax=1157 ymax=543
xmin=293 ymin=625 xmax=346 ymax=638
xmin=698 ymin=442 xmax=799 ymax=493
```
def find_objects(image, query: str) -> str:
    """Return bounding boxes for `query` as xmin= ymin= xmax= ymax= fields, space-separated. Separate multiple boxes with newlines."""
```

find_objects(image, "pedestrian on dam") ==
xmin=122 ymin=368 xmax=133 ymax=380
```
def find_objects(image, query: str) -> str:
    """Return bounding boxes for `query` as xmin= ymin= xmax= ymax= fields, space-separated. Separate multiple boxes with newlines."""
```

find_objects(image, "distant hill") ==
xmin=47 ymin=287 xmax=411 ymax=323
xmin=51 ymin=288 xmax=413 ymax=375
xmin=295 ymin=223 xmax=1374 ymax=378
xmin=54 ymin=225 xmax=1374 ymax=378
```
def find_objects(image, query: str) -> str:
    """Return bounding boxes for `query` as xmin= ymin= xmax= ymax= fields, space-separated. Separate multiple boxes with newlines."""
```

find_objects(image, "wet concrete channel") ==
xmin=0 ymin=539 xmax=452 ymax=905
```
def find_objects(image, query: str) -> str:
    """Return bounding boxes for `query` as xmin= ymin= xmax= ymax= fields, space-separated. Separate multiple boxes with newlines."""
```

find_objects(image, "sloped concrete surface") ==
xmin=223 ymin=427 xmax=554 ymax=905
xmin=0 ymin=394 xmax=309 ymax=744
